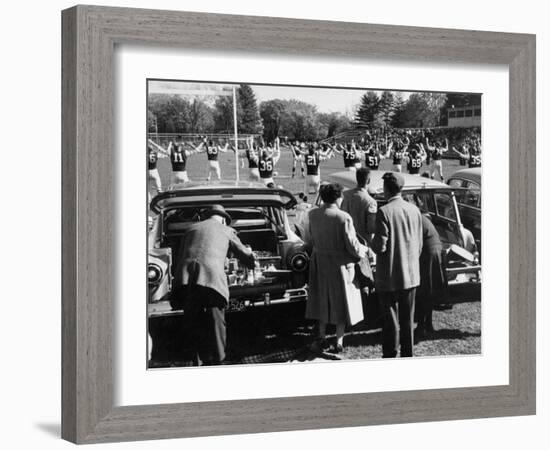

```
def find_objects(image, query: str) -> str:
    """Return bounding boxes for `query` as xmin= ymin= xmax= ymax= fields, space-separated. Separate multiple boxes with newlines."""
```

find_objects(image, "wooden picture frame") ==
xmin=62 ymin=5 xmax=536 ymax=444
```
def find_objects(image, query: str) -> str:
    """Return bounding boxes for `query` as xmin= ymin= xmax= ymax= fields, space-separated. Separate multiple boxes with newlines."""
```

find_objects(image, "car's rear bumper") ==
xmin=148 ymin=287 xmax=308 ymax=318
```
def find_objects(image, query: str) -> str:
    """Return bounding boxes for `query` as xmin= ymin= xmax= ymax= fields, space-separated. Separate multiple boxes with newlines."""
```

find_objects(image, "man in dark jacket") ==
xmin=372 ymin=172 xmax=423 ymax=357
xmin=171 ymin=205 xmax=255 ymax=365
xmin=416 ymin=213 xmax=447 ymax=336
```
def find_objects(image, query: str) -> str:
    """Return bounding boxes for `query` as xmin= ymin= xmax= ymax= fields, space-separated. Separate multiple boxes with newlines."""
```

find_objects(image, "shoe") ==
xmin=328 ymin=343 xmax=344 ymax=354
xmin=309 ymin=338 xmax=328 ymax=353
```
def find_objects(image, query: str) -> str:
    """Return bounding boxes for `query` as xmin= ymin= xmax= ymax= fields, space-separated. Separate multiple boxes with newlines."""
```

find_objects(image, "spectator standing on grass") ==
xmin=170 ymin=205 xmax=256 ymax=366
xmin=372 ymin=172 xmax=423 ymax=358
xmin=415 ymin=213 xmax=447 ymax=337
xmin=304 ymin=183 xmax=368 ymax=354
xmin=341 ymin=167 xmax=377 ymax=245
xmin=341 ymin=167 xmax=377 ymax=301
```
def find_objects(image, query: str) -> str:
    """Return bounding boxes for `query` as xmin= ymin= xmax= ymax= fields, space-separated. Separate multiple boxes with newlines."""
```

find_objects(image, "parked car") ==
xmin=147 ymin=181 xmax=309 ymax=319
xmin=447 ymin=167 xmax=481 ymax=253
xmin=316 ymin=170 xmax=481 ymax=299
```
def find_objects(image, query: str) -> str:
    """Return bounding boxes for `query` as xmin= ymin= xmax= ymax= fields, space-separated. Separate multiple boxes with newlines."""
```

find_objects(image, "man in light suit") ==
xmin=341 ymin=167 xmax=377 ymax=244
xmin=341 ymin=167 xmax=377 ymax=295
xmin=171 ymin=205 xmax=255 ymax=365
xmin=372 ymin=172 xmax=423 ymax=357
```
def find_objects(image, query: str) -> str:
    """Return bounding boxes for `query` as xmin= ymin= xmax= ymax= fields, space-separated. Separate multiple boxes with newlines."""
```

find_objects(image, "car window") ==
xmin=402 ymin=191 xmax=436 ymax=215
xmin=434 ymin=193 xmax=457 ymax=221
xmin=448 ymin=178 xmax=469 ymax=203
xmin=463 ymin=182 xmax=481 ymax=208
xmin=448 ymin=178 xmax=463 ymax=188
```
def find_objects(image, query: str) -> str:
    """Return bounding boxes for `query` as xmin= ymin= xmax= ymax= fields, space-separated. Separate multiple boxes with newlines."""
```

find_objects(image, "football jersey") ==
xmin=206 ymin=145 xmax=219 ymax=161
xmin=148 ymin=148 xmax=158 ymax=170
xmin=407 ymin=154 xmax=423 ymax=174
xmin=342 ymin=145 xmax=357 ymax=167
xmin=392 ymin=149 xmax=404 ymax=165
xmin=365 ymin=151 xmax=380 ymax=169
xmin=259 ymin=154 xmax=274 ymax=178
xmin=170 ymin=144 xmax=187 ymax=172
xmin=305 ymin=151 xmax=320 ymax=175
xmin=432 ymin=147 xmax=444 ymax=160
xmin=246 ymin=149 xmax=258 ymax=168
xmin=468 ymin=152 xmax=482 ymax=168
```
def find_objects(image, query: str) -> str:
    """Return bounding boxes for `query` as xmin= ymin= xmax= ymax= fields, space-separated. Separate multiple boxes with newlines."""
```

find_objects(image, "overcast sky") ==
xmin=148 ymin=80 xmax=417 ymax=115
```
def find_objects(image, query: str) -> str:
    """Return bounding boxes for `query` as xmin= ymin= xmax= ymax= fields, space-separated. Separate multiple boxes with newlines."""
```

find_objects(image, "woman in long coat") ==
xmin=304 ymin=183 xmax=368 ymax=352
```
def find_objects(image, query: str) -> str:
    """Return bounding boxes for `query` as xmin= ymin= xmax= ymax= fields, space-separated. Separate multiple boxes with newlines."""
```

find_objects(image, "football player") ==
xmin=165 ymin=136 xmax=200 ymax=184
xmin=194 ymin=137 xmax=230 ymax=181
xmin=425 ymin=137 xmax=449 ymax=180
xmin=258 ymin=138 xmax=281 ymax=186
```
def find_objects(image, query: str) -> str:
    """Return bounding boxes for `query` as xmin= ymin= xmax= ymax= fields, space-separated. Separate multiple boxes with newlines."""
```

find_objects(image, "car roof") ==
xmin=150 ymin=180 xmax=297 ymax=213
xmin=327 ymin=170 xmax=450 ymax=195
xmin=164 ymin=180 xmax=265 ymax=191
xmin=447 ymin=167 xmax=481 ymax=184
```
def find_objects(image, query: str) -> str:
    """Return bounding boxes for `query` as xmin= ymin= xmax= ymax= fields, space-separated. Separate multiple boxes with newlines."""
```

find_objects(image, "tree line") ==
xmin=147 ymin=84 xmax=480 ymax=141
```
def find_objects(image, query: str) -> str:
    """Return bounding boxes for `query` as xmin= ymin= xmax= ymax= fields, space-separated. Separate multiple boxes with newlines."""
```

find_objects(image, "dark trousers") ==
xmin=415 ymin=293 xmax=434 ymax=332
xmin=379 ymin=288 xmax=416 ymax=358
xmin=172 ymin=285 xmax=227 ymax=365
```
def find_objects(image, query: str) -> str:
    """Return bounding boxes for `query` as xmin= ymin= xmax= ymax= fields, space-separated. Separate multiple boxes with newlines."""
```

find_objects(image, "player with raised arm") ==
xmin=258 ymin=138 xmax=281 ymax=186
xmin=301 ymin=141 xmax=334 ymax=196
xmin=147 ymin=139 xmax=169 ymax=196
xmin=469 ymin=135 xmax=483 ymax=168
xmin=453 ymin=141 xmax=482 ymax=168
xmin=365 ymin=134 xmax=391 ymax=170
xmin=193 ymin=137 xmax=230 ymax=181
xmin=235 ymin=136 xmax=260 ymax=181
xmin=425 ymin=137 xmax=448 ymax=180
xmin=163 ymin=136 xmax=201 ymax=184
xmin=288 ymin=140 xmax=306 ymax=178
xmin=404 ymin=144 xmax=427 ymax=175
xmin=390 ymin=134 xmax=409 ymax=172
xmin=333 ymin=139 xmax=362 ymax=171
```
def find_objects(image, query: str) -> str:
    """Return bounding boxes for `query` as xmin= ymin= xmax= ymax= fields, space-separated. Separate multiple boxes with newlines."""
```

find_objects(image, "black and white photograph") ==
xmin=146 ymin=79 xmax=482 ymax=368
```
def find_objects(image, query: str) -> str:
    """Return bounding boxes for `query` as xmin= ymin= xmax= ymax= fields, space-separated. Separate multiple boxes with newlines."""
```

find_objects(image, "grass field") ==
xmin=148 ymin=149 xmax=481 ymax=363
xmin=150 ymin=300 xmax=481 ymax=366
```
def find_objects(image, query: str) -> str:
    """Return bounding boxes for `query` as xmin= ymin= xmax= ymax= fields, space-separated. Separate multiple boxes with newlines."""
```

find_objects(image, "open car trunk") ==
xmin=149 ymin=198 xmax=308 ymax=317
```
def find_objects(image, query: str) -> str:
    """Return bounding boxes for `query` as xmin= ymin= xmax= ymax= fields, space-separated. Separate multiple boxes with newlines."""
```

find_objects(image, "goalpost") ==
xmin=147 ymin=82 xmax=263 ymax=183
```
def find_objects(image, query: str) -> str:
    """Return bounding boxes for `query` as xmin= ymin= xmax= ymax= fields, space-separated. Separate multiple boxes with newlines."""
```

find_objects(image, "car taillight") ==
xmin=289 ymin=252 xmax=309 ymax=272
xmin=147 ymin=264 xmax=163 ymax=284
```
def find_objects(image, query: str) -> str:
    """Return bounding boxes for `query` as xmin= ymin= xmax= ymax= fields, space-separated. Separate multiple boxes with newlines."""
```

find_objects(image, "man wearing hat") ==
xmin=372 ymin=172 xmax=423 ymax=358
xmin=171 ymin=204 xmax=256 ymax=365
